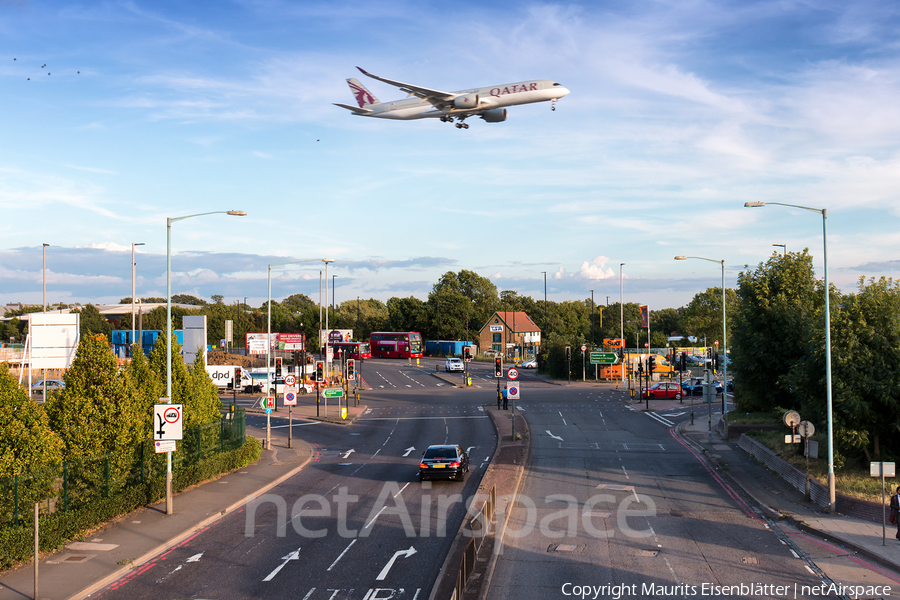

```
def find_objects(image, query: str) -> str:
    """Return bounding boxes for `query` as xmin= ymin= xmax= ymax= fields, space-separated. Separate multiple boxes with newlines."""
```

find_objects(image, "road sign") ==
xmin=590 ymin=352 xmax=618 ymax=364
xmin=507 ymin=384 xmax=520 ymax=401
xmin=154 ymin=440 xmax=177 ymax=453
xmin=153 ymin=404 xmax=183 ymax=441
xmin=284 ymin=374 xmax=296 ymax=386
xmin=264 ymin=396 xmax=276 ymax=410
xmin=798 ymin=420 xmax=815 ymax=438
xmin=323 ymin=388 xmax=344 ymax=398
xmin=284 ymin=390 xmax=297 ymax=406
xmin=507 ymin=367 xmax=519 ymax=380
xmin=870 ymin=462 xmax=896 ymax=477
xmin=580 ymin=344 xmax=587 ymax=352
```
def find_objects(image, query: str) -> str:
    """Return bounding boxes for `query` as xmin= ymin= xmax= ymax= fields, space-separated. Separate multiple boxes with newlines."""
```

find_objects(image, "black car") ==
xmin=418 ymin=445 xmax=469 ymax=481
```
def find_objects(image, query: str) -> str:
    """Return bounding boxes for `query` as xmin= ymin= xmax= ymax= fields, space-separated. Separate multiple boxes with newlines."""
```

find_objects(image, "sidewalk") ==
xmin=676 ymin=412 xmax=900 ymax=574
xmin=0 ymin=438 xmax=314 ymax=600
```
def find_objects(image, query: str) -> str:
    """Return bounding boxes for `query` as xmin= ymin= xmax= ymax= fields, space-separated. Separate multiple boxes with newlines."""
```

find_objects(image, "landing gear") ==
xmin=440 ymin=116 xmax=454 ymax=123
xmin=455 ymin=122 xmax=469 ymax=129
xmin=551 ymin=98 xmax=557 ymax=111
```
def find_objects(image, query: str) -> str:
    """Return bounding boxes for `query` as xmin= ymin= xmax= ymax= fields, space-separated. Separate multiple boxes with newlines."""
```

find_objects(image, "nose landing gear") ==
xmin=551 ymin=98 xmax=557 ymax=111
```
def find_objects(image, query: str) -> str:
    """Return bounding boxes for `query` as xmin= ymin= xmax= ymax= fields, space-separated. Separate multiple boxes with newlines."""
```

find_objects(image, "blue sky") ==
xmin=2 ymin=0 xmax=900 ymax=312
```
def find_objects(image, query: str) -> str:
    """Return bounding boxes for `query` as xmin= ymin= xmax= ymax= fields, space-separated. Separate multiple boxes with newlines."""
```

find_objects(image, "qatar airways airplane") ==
xmin=334 ymin=67 xmax=570 ymax=129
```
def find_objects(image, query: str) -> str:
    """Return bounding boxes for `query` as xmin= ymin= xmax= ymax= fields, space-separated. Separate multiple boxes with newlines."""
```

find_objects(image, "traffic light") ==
xmin=565 ymin=346 xmax=571 ymax=362
xmin=293 ymin=351 xmax=300 ymax=371
xmin=648 ymin=355 xmax=656 ymax=371
xmin=714 ymin=352 xmax=720 ymax=372
xmin=347 ymin=359 xmax=355 ymax=381
xmin=233 ymin=366 xmax=241 ymax=389
xmin=680 ymin=353 xmax=687 ymax=371
xmin=275 ymin=357 xmax=282 ymax=377
xmin=315 ymin=360 xmax=324 ymax=382
xmin=638 ymin=360 xmax=644 ymax=374
xmin=464 ymin=346 xmax=472 ymax=362
xmin=494 ymin=357 xmax=502 ymax=378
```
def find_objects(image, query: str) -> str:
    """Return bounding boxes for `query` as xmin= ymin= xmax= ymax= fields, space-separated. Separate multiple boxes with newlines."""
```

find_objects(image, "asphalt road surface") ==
xmin=93 ymin=360 xmax=495 ymax=600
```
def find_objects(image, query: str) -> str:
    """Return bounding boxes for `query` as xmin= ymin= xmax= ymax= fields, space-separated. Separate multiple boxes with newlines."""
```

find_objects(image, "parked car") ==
xmin=681 ymin=378 xmax=723 ymax=396
xmin=30 ymin=379 xmax=65 ymax=394
xmin=445 ymin=358 xmax=465 ymax=372
xmin=521 ymin=357 xmax=537 ymax=369
xmin=418 ymin=444 xmax=469 ymax=482
xmin=642 ymin=382 xmax=682 ymax=400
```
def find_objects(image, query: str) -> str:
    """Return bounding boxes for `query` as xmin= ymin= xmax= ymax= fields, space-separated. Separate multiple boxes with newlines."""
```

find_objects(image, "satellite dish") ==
xmin=783 ymin=410 xmax=801 ymax=427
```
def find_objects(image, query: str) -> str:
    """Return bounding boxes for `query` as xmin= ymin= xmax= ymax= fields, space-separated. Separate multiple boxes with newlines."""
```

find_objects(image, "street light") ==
xmin=42 ymin=243 xmax=49 ymax=399
xmin=675 ymin=256 xmax=727 ymax=443
xmin=323 ymin=259 xmax=335 ymax=369
xmin=267 ymin=258 xmax=327 ymax=450
xmin=166 ymin=209 xmax=245 ymax=515
xmin=620 ymin=263 xmax=625 ymax=385
xmin=132 ymin=242 xmax=145 ymax=356
xmin=745 ymin=200 xmax=835 ymax=512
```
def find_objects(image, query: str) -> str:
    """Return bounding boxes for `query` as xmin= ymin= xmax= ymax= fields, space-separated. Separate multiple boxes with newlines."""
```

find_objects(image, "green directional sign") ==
xmin=323 ymin=388 xmax=344 ymax=398
xmin=590 ymin=352 xmax=618 ymax=365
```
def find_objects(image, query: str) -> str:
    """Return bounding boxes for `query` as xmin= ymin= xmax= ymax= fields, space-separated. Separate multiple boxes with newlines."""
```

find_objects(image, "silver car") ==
xmin=445 ymin=358 xmax=465 ymax=372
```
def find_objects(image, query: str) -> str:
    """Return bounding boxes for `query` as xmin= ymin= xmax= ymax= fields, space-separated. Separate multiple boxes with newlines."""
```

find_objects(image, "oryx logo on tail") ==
xmin=347 ymin=78 xmax=379 ymax=107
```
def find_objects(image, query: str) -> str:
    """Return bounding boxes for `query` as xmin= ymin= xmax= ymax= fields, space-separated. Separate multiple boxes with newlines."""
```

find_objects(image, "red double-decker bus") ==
xmin=331 ymin=341 xmax=372 ymax=360
xmin=370 ymin=332 xmax=423 ymax=359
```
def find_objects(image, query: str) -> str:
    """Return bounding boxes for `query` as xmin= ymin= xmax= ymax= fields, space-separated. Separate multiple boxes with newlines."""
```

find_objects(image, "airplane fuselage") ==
xmin=365 ymin=80 xmax=567 ymax=120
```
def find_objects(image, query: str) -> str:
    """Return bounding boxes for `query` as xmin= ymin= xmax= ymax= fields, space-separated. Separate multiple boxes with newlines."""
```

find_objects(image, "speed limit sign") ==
xmin=581 ymin=344 xmax=587 ymax=352
xmin=284 ymin=374 xmax=296 ymax=386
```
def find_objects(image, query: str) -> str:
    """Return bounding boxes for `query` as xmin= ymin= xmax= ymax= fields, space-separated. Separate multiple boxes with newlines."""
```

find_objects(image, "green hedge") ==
xmin=0 ymin=437 xmax=261 ymax=571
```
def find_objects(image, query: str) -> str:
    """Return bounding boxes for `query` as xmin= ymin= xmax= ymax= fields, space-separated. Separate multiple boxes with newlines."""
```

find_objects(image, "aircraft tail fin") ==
xmin=347 ymin=78 xmax=380 ymax=108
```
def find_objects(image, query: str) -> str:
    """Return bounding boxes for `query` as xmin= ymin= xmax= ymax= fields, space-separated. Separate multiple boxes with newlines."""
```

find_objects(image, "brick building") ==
xmin=478 ymin=311 xmax=541 ymax=359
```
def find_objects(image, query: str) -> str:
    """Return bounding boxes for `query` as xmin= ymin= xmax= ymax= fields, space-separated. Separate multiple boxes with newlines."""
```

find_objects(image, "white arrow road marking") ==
xmin=402 ymin=446 xmax=416 ymax=457
xmin=263 ymin=547 xmax=301 ymax=581
xmin=342 ymin=449 xmax=356 ymax=459
xmin=467 ymin=446 xmax=476 ymax=455
xmin=376 ymin=546 xmax=417 ymax=580
xmin=546 ymin=430 xmax=563 ymax=441
xmin=185 ymin=552 xmax=203 ymax=563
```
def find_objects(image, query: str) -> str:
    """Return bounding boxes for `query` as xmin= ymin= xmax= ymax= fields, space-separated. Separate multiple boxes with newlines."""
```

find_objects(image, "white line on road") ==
xmin=646 ymin=412 xmax=674 ymax=427
xmin=376 ymin=546 xmax=417 ymax=580
xmin=364 ymin=506 xmax=387 ymax=529
xmin=393 ymin=482 xmax=410 ymax=498
xmin=622 ymin=466 xmax=629 ymax=480
xmin=327 ymin=540 xmax=356 ymax=571
xmin=263 ymin=547 xmax=301 ymax=582
xmin=546 ymin=430 xmax=563 ymax=441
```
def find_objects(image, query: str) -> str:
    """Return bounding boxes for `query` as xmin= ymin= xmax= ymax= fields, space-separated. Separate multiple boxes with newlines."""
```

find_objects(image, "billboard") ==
xmin=182 ymin=315 xmax=207 ymax=366
xmin=246 ymin=332 xmax=305 ymax=355
xmin=640 ymin=305 xmax=649 ymax=328
xmin=28 ymin=313 xmax=80 ymax=369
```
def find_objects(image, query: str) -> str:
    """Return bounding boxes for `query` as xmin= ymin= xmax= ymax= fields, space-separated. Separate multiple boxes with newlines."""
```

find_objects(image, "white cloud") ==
xmin=580 ymin=256 xmax=616 ymax=280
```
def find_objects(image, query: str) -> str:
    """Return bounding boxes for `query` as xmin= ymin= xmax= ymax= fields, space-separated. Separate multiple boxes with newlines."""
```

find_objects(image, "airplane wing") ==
xmin=333 ymin=102 xmax=372 ymax=114
xmin=356 ymin=67 xmax=457 ymax=107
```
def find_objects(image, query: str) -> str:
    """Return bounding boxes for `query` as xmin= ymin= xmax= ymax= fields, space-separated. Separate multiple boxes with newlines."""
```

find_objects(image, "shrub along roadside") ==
xmin=0 ymin=436 xmax=261 ymax=571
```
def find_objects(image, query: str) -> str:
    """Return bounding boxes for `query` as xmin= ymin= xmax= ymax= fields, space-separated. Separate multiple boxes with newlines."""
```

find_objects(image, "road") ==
xmin=93 ymin=359 xmax=495 ymax=600
xmin=487 ymin=385 xmax=897 ymax=599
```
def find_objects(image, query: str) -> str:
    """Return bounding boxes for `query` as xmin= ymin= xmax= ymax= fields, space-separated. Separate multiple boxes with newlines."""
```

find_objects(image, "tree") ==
xmin=148 ymin=334 xmax=221 ymax=427
xmin=680 ymin=288 xmax=738 ymax=345
xmin=75 ymin=304 xmax=111 ymax=339
xmin=731 ymin=250 xmax=820 ymax=412
xmin=0 ymin=363 xmax=64 ymax=479
xmin=211 ymin=294 xmax=224 ymax=304
xmin=387 ymin=296 xmax=429 ymax=333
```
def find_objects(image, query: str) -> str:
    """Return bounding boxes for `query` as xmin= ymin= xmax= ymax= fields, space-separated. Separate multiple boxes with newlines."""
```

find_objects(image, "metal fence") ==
xmin=0 ymin=408 xmax=246 ymax=528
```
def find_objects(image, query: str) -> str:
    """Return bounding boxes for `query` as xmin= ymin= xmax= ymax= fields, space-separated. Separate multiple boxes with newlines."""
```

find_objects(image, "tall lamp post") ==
xmin=267 ymin=259 xmax=329 ymax=450
xmin=620 ymin=263 xmax=625 ymax=385
xmin=674 ymin=256 xmax=728 ymax=433
xmin=131 ymin=242 xmax=145 ymax=355
xmin=773 ymin=243 xmax=787 ymax=256
xmin=41 ymin=243 xmax=49 ymax=398
xmin=541 ymin=272 xmax=547 ymax=355
xmin=323 ymin=259 xmax=334 ymax=374
xmin=745 ymin=201 xmax=835 ymax=512
xmin=166 ymin=210 xmax=246 ymax=515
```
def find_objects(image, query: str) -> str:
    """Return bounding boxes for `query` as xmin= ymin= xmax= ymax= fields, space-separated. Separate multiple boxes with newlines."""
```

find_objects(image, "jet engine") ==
xmin=453 ymin=95 xmax=479 ymax=109
xmin=480 ymin=108 xmax=508 ymax=123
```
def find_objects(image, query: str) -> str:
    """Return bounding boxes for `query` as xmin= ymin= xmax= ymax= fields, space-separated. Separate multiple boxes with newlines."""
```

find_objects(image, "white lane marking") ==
xmin=270 ymin=422 xmax=320 ymax=429
xmin=790 ymin=549 xmax=800 ymax=558
xmin=646 ymin=412 xmax=674 ymax=427
xmin=393 ymin=482 xmax=410 ymax=498
xmin=327 ymin=539 xmax=356 ymax=571
xmin=371 ymin=449 xmax=380 ymax=458
xmin=185 ymin=552 xmax=202 ymax=563
xmin=546 ymin=430 xmax=563 ymax=441
xmin=364 ymin=506 xmax=387 ymax=529
xmin=302 ymin=589 xmax=316 ymax=600
xmin=342 ymin=449 xmax=356 ymax=459
xmin=263 ymin=547 xmax=301 ymax=582
xmin=562 ymin=419 xmax=567 ymax=426
xmin=402 ymin=446 xmax=416 ymax=457
xmin=376 ymin=546 xmax=417 ymax=581
xmin=622 ymin=466 xmax=629 ymax=480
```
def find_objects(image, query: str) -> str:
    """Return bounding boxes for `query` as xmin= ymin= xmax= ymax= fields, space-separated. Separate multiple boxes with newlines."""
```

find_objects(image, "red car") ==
xmin=642 ymin=382 xmax=682 ymax=400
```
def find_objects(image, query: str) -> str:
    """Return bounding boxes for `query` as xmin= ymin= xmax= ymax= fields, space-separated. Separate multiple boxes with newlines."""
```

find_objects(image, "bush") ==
xmin=0 ymin=436 xmax=261 ymax=571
